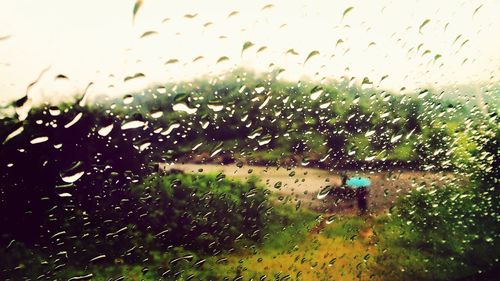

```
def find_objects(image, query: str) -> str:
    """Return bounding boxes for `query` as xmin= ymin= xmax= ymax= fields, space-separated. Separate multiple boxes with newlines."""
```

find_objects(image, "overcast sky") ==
xmin=0 ymin=0 xmax=499 ymax=105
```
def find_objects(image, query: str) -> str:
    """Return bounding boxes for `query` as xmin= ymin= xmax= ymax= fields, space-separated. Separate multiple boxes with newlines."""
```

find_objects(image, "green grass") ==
xmin=322 ymin=216 xmax=365 ymax=239
xmin=260 ymin=203 xmax=319 ymax=252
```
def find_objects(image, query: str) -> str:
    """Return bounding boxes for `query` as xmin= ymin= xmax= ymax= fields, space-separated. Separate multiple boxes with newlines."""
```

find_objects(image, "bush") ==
xmin=371 ymin=118 xmax=499 ymax=281
xmin=372 ymin=186 xmax=499 ymax=280
xmin=129 ymin=172 xmax=270 ymax=254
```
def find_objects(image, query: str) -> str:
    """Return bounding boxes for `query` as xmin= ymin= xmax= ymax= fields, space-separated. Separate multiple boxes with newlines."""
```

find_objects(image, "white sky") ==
xmin=0 ymin=0 xmax=499 ymax=105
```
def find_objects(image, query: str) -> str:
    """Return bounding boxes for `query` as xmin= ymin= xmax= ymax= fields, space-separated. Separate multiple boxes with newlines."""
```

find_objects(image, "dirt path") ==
xmin=161 ymin=163 xmax=454 ymax=215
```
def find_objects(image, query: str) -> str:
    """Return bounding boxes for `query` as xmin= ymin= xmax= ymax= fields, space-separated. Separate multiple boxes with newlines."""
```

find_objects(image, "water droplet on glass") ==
xmin=124 ymin=73 xmax=145 ymax=82
xmin=304 ymin=50 xmax=320 ymax=65
xmin=151 ymin=111 xmax=163 ymax=118
xmin=121 ymin=120 xmax=145 ymax=130
xmin=418 ymin=19 xmax=431 ymax=34
xmin=216 ymin=56 xmax=229 ymax=64
xmin=30 ymin=136 xmax=49 ymax=144
xmin=317 ymin=186 xmax=331 ymax=199
xmin=49 ymin=107 xmax=61 ymax=116
xmin=64 ymin=112 xmax=83 ymax=128
xmin=123 ymin=94 xmax=134 ymax=104
xmin=61 ymin=169 xmax=84 ymax=183
xmin=2 ymin=126 xmax=24 ymax=144
xmin=310 ymin=86 xmax=323 ymax=100
xmin=161 ymin=123 xmax=180 ymax=136
xmin=342 ymin=7 xmax=354 ymax=20
xmin=173 ymin=103 xmax=197 ymax=114
xmin=98 ymin=124 xmax=114 ymax=137
xmin=140 ymin=30 xmax=157 ymax=38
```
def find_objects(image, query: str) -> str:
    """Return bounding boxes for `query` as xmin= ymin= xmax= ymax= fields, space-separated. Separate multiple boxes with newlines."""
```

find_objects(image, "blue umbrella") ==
xmin=346 ymin=177 xmax=371 ymax=188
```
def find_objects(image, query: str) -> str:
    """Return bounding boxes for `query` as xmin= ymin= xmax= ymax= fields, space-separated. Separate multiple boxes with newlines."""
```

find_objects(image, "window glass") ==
xmin=1 ymin=1 xmax=498 ymax=280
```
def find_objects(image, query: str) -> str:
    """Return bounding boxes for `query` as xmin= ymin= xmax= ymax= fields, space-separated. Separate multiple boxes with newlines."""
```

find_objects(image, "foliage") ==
xmin=129 ymin=172 xmax=269 ymax=253
xmin=372 ymin=118 xmax=499 ymax=280
xmin=87 ymin=70 xmax=465 ymax=169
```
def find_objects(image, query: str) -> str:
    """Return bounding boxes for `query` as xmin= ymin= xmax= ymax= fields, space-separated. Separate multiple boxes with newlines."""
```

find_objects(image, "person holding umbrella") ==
xmin=345 ymin=176 xmax=371 ymax=214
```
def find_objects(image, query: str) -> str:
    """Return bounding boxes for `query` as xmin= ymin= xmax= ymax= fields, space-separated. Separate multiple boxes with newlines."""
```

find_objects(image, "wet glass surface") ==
xmin=0 ymin=1 xmax=499 ymax=280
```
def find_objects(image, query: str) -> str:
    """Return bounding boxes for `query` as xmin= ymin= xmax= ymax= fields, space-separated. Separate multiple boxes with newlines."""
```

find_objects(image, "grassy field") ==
xmin=230 ymin=216 xmax=377 ymax=281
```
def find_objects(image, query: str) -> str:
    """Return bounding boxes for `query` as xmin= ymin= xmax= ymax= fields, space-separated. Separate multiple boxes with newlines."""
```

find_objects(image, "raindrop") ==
xmin=184 ymin=13 xmax=198 ymax=19
xmin=258 ymin=136 xmax=272 ymax=146
xmin=78 ymin=82 xmax=93 ymax=107
xmin=261 ymin=4 xmax=274 ymax=10
xmin=54 ymin=74 xmax=69 ymax=80
xmin=165 ymin=59 xmax=179 ymax=65
xmin=365 ymin=156 xmax=375 ymax=161
xmin=258 ymin=96 xmax=271 ymax=109
xmin=286 ymin=48 xmax=299 ymax=55
xmin=418 ymin=89 xmax=429 ymax=99
xmin=157 ymin=86 xmax=167 ymax=94
xmin=216 ymin=56 xmax=229 ymax=63
xmin=192 ymin=56 xmax=204 ymax=62
xmin=124 ymin=73 xmax=145 ymax=82
xmin=64 ymin=112 xmax=83 ymax=128
xmin=418 ymin=19 xmax=431 ymax=34
xmin=14 ymin=95 xmax=28 ymax=108
xmin=342 ymin=7 xmax=354 ymax=20
xmin=161 ymin=123 xmax=180 ymax=135
xmin=453 ymin=35 xmax=462 ymax=45
xmin=390 ymin=134 xmax=403 ymax=143
xmin=241 ymin=41 xmax=254 ymax=56
xmin=30 ymin=136 xmax=49 ymax=144
xmin=304 ymin=50 xmax=320 ymax=65
xmin=208 ymin=101 xmax=224 ymax=112
xmin=255 ymin=86 xmax=266 ymax=94
xmin=2 ymin=125 xmax=24 ymax=144
xmin=26 ymin=66 xmax=50 ymax=96
xmin=61 ymin=170 xmax=84 ymax=183
xmin=132 ymin=0 xmax=144 ymax=23
xmin=68 ymin=273 xmax=93 ymax=281
xmin=151 ymin=111 xmax=163 ymax=118
xmin=121 ymin=120 xmax=146 ymax=130
xmin=310 ymin=86 xmax=323 ymax=100
xmin=192 ymin=142 xmax=203 ymax=151
xmin=58 ymin=192 xmax=72 ymax=198
xmin=459 ymin=40 xmax=469 ymax=49
xmin=215 ymin=172 xmax=225 ymax=182
xmin=98 ymin=124 xmax=114 ymax=137
xmin=473 ymin=5 xmax=483 ymax=17
xmin=138 ymin=142 xmax=151 ymax=152
xmin=49 ymin=107 xmax=61 ymax=116
xmin=317 ymin=186 xmax=331 ymax=199
xmin=326 ymin=215 xmax=336 ymax=224
xmin=123 ymin=94 xmax=134 ymax=104
xmin=0 ymin=34 xmax=12 ymax=41
xmin=89 ymin=255 xmax=106 ymax=263
xmin=228 ymin=11 xmax=239 ymax=17
xmin=140 ymin=31 xmax=158 ymax=38
xmin=257 ymin=46 xmax=267 ymax=53
xmin=173 ymin=103 xmax=197 ymax=114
